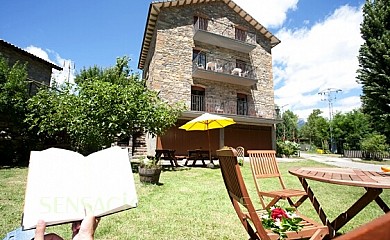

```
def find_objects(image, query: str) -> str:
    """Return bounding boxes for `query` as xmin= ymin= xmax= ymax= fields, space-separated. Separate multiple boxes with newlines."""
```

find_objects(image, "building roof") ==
xmin=138 ymin=0 xmax=281 ymax=69
xmin=0 ymin=39 xmax=62 ymax=71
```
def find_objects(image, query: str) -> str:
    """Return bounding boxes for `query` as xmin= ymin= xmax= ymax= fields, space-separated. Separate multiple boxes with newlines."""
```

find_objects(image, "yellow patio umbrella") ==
xmin=179 ymin=113 xmax=236 ymax=162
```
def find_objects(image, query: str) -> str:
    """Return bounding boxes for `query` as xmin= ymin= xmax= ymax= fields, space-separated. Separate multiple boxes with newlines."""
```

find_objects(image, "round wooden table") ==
xmin=289 ymin=167 xmax=390 ymax=238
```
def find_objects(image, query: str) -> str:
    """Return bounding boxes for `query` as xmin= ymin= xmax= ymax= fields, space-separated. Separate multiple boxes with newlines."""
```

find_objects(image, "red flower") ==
xmin=271 ymin=208 xmax=289 ymax=220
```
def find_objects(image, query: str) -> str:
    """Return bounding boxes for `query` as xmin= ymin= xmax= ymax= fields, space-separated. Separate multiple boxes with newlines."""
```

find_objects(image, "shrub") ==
xmin=360 ymin=133 xmax=389 ymax=160
xmin=276 ymin=141 xmax=300 ymax=158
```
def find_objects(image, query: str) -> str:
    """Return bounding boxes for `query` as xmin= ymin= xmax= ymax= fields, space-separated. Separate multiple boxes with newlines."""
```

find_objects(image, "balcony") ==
xmin=193 ymin=18 xmax=257 ymax=53
xmin=191 ymin=94 xmax=263 ymax=118
xmin=192 ymin=55 xmax=257 ymax=86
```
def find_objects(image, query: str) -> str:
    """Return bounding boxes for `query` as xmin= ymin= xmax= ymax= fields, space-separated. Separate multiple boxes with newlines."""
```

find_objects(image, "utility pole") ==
xmin=64 ymin=61 xmax=75 ymax=83
xmin=318 ymin=88 xmax=342 ymax=153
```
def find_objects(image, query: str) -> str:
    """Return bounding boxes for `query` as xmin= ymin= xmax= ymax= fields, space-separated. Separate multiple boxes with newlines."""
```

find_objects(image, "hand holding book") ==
xmin=33 ymin=214 xmax=99 ymax=240
xmin=22 ymin=146 xmax=138 ymax=230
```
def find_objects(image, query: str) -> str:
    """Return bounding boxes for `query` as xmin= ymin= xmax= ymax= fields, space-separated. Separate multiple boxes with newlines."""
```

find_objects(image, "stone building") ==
xmin=0 ymin=39 xmax=62 ymax=164
xmin=138 ymin=0 xmax=281 ymax=158
xmin=0 ymin=39 xmax=62 ymax=94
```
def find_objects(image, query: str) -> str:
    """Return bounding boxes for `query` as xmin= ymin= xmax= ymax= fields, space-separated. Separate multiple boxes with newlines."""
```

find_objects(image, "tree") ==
xmin=357 ymin=0 xmax=390 ymax=142
xmin=0 ymin=55 xmax=33 ymax=164
xmin=360 ymin=133 xmax=389 ymax=160
xmin=26 ymin=57 xmax=184 ymax=155
xmin=299 ymin=109 xmax=329 ymax=150
xmin=276 ymin=110 xmax=299 ymax=141
xmin=332 ymin=109 xmax=372 ymax=150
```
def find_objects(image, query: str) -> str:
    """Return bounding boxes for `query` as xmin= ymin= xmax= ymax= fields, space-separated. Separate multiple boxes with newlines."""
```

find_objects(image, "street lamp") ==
xmin=280 ymin=104 xmax=289 ymax=140
xmin=318 ymin=88 xmax=342 ymax=153
xmin=275 ymin=104 xmax=289 ymax=140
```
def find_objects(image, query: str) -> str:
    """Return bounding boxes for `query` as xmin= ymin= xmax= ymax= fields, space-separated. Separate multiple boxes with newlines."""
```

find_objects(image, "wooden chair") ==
xmin=248 ymin=150 xmax=308 ymax=209
xmin=216 ymin=148 xmax=328 ymax=240
xmin=334 ymin=212 xmax=390 ymax=240
xmin=236 ymin=146 xmax=245 ymax=166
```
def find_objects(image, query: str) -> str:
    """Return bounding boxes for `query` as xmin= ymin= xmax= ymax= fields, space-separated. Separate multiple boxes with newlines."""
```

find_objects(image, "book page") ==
xmin=22 ymin=148 xmax=86 ymax=229
xmin=82 ymin=146 xmax=138 ymax=217
xmin=22 ymin=146 xmax=138 ymax=230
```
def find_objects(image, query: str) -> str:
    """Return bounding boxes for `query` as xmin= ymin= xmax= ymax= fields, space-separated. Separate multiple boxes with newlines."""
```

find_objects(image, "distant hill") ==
xmin=298 ymin=118 xmax=306 ymax=128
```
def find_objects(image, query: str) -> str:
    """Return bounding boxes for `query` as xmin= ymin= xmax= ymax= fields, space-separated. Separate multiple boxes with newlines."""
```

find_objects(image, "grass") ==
xmin=1 ymin=160 xmax=390 ymax=239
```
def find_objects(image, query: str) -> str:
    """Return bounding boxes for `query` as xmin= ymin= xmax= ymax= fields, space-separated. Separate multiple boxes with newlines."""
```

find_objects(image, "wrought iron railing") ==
xmin=191 ymin=94 xmax=263 ymax=117
xmin=191 ymin=94 xmax=205 ymax=111
xmin=192 ymin=54 xmax=257 ymax=80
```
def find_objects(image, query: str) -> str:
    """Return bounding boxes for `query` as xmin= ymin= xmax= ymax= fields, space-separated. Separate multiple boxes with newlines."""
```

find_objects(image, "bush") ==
xmin=276 ymin=141 xmax=300 ymax=158
xmin=360 ymin=133 xmax=389 ymax=160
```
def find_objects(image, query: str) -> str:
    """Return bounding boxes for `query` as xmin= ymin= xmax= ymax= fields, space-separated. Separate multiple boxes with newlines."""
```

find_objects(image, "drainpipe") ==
xmin=272 ymin=124 xmax=277 ymax=150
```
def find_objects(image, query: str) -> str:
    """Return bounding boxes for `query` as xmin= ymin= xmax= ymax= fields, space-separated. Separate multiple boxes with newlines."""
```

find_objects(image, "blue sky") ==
xmin=1 ymin=0 xmax=365 ymax=120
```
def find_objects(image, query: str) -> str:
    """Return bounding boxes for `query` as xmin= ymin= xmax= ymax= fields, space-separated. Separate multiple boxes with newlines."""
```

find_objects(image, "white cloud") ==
xmin=234 ymin=0 xmax=298 ymax=28
xmin=24 ymin=46 xmax=51 ymax=63
xmin=334 ymin=95 xmax=362 ymax=113
xmin=272 ymin=4 xmax=364 ymax=120
xmin=24 ymin=46 xmax=75 ymax=85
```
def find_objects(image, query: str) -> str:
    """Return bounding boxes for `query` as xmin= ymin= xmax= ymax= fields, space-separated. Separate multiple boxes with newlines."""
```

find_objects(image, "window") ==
xmin=191 ymin=86 xmax=205 ymax=111
xmin=193 ymin=50 xmax=206 ymax=69
xmin=235 ymin=27 xmax=247 ymax=41
xmin=193 ymin=16 xmax=208 ymax=31
xmin=237 ymin=93 xmax=248 ymax=115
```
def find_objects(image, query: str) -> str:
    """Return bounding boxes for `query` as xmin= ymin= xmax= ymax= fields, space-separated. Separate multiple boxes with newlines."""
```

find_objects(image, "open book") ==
xmin=22 ymin=146 xmax=138 ymax=230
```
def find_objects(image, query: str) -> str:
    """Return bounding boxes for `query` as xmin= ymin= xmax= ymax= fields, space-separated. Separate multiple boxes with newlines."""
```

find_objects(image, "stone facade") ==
xmin=139 ymin=0 xmax=281 ymax=155
xmin=144 ymin=2 xmax=276 ymax=119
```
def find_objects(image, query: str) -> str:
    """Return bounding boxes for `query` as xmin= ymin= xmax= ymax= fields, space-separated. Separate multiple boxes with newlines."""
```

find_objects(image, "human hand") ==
xmin=71 ymin=216 xmax=100 ymax=240
xmin=34 ymin=220 xmax=63 ymax=240
xmin=34 ymin=216 xmax=99 ymax=240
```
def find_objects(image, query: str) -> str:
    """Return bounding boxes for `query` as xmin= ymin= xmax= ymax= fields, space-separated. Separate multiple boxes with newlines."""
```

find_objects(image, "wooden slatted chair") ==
xmin=236 ymin=146 xmax=245 ymax=166
xmin=334 ymin=211 xmax=390 ymax=240
xmin=216 ymin=148 xmax=328 ymax=240
xmin=248 ymin=150 xmax=308 ymax=209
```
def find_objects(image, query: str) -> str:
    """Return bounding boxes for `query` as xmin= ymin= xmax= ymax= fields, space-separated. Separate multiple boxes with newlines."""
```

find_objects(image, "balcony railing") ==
xmin=193 ymin=18 xmax=257 ymax=53
xmin=191 ymin=94 xmax=263 ymax=117
xmin=192 ymin=54 xmax=258 ymax=86
xmin=191 ymin=94 xmax=205 ymax=111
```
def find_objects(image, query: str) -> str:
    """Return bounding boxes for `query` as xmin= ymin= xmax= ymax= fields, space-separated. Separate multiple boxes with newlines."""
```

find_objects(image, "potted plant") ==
xmin=138 ymin=156 xmax=162 ymax=184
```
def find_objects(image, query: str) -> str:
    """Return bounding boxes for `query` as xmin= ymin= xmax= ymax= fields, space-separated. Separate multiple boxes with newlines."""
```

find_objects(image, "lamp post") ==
xmin=275 ymin=104 xmax=288 ymax=141
xmin=280 ymin=104 xmax=289 ymax=141
xmin=318 ymin=88 xmax=342 ymax=153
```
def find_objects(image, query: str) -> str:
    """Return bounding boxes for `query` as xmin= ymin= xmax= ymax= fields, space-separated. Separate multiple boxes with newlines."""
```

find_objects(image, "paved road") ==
xmin=299 ymin=152 xmax=383 ymax=172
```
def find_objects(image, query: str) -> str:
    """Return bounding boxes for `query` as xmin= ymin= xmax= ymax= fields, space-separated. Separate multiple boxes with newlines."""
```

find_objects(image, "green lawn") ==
xmin=1 ymin=160 xmax=389 ymax=239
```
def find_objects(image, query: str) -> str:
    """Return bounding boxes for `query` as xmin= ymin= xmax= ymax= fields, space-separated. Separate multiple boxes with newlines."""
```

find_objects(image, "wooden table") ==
xmin=155 ymin=149 xmax=179 ymax=167
xmin=289 ymin=167 xmax=390 ymax=238
xmin=184 ymin=149 xmax=211 ymax=167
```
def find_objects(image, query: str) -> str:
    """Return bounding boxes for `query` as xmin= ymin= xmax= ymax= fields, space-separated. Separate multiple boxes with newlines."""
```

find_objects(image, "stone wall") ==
xmin=0 ymin=42 xmax=56 ymax=95
xmin=144 ymin=1 xmax=275 ymax=118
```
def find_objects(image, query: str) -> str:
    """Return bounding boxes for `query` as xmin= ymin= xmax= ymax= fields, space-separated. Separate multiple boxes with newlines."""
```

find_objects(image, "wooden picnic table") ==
xmin=155 ymin=149 xmax=179 ymax=167
xmin=184 ymin=149 xmax=212 ymax=167
xmin=289 ymin=167 xmax=390 ymax=239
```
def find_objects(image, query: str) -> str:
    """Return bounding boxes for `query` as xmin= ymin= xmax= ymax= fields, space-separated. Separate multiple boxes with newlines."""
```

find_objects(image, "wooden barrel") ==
xmin=138 ymin=167 xmax=161 ymax=184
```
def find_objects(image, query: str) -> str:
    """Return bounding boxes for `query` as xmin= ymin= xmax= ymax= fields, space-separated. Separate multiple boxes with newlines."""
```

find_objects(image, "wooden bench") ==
xmin=185 ymin=149 xmax=209 ymax=167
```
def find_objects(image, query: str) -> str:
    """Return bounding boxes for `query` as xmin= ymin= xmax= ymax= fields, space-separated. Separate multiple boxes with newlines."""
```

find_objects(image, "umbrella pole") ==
xmin=207 ymin=129 xmax=212 ymax=164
